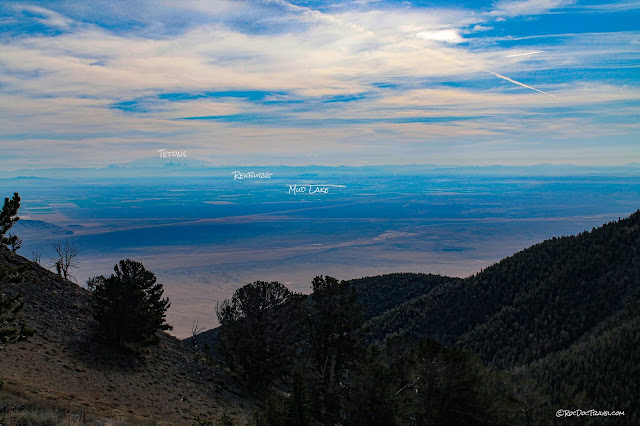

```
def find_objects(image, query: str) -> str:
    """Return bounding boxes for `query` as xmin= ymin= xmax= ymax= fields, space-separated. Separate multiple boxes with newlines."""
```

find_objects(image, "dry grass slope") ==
xmin=0 ymin=250 xmax=256 ymax=425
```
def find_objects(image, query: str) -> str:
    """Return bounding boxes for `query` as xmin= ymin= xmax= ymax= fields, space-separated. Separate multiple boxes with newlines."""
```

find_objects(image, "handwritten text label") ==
xmin=232 ymin=171 xmax=273 ymax=180
xmin=157 ymin=149 xmax=187 ymax=158
xmin=289 ymin=184 xmax=329 ymax=194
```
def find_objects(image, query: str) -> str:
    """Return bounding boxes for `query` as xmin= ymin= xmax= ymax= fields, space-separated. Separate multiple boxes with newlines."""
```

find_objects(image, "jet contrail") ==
xmin=506 ymin=51 xmax=542 ymax=58
xmin=482 ymin=69 xmax=555 ymax=97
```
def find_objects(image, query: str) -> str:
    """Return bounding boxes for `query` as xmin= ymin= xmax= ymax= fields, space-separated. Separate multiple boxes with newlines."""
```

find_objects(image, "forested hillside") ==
xmin=526 ymin=290 xmax=640 ymax=419
xmin=350 ymin=273 xmax=462 ymax=320
xmin=349 ymin=210 xmax=639 ymax=423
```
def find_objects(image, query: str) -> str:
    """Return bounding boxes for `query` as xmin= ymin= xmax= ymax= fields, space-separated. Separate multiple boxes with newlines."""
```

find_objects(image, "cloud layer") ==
xmin=1 ymin=0 xmax=639 ymax=168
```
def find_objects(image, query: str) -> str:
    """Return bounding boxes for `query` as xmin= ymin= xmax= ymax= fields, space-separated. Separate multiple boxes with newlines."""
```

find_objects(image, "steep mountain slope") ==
xmin=351 ymin=210 xmax=640 ymax=423
xmin=0 ymin=250 xmax=256 ymax=424
xmin=362 ymin=211 xmax=639 ymax=365
xmin=457 ymin=213 xmax=639 ymax=368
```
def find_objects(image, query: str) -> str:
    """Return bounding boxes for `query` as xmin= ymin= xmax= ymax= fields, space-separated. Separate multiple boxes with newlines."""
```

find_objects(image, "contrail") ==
xmin=506 ymin=51 xmax=542 ymax=58
xmin=482 ymin=69 xmax=555 ymax=97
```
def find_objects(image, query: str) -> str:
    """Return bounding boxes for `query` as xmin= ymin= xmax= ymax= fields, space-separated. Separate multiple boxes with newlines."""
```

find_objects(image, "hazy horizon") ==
xmin=3 ymin=168 xmax=637 ymax=338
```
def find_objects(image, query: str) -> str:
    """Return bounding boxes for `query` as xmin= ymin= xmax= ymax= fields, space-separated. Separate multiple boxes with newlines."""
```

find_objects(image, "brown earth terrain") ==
xmin=0 ymin=250 xmax=256 ymax=425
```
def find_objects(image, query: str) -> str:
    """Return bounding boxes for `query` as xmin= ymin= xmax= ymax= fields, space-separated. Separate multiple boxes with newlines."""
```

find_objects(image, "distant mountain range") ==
xmin=3 ymin=163 xmax=640 ymax=179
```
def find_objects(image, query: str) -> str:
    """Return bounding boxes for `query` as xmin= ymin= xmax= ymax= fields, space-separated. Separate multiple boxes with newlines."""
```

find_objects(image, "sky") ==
xmin=1 ymin=0 xmax=639 ymax=169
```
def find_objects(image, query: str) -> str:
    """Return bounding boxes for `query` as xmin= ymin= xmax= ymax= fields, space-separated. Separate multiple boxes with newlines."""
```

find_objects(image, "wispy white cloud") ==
xmin=470 ymin=25 xmax=494 ymax=32
xmin=489 ymin=0 xmax=575 ymax=17
xmin=572 ymin=1 xmax=640 ymax=13
xmin=12 ymin=4 xmax=74 ymax=29
xmin=417 ymin=29 xmax=463 ymax=44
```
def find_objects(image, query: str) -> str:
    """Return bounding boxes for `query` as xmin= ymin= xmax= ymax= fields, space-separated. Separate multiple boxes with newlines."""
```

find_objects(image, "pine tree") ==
xmin=343 ymin=347 xmax=397 ymax=426
xmin=216 ymin=281 xmax=299 ymax=391
xmin=0 ymin=264 xmax=34 ymax=348
xmin=286 ymin=367 xmax=313 ymax=426
xmin=87 ymin=259 xmax=172 ymax=345
xmin=306 ymin=275 xmax=365 ymax=423
xmin=0 ymin=192 xmax=21 ymax=251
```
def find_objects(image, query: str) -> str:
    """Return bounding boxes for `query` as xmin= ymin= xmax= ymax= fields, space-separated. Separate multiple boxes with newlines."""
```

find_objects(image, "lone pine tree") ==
xmin=87 ymin=259 xmax=172 ymax=345
xmin=0 ymin=192 xmax=21 ymax=251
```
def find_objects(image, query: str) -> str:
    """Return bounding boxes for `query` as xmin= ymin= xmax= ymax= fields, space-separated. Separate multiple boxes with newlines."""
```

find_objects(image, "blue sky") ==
xmin=1 ymin=0 xmax=638 ymax=169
